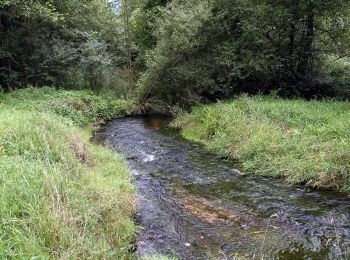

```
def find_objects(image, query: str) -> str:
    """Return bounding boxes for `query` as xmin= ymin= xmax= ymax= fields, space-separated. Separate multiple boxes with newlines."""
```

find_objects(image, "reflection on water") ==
xmin=102 ymin=116 xmax=350 ymax=259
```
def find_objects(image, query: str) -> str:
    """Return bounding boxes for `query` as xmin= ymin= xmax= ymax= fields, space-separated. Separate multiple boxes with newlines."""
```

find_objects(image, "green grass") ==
xmin=0 ymin=87 xmax=138 ymax=258
xmin=142 ymin=256 xmax=177 ymax=260
xmin=0 ymin=86 xmax=137 ymax=125
xmin=172 ymin=95 xmax=350 ymax=192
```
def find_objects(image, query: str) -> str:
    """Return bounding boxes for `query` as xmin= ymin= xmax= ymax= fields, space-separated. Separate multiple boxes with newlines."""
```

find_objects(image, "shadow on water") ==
xmin=101 ymin=115 xmax=350 ymax=259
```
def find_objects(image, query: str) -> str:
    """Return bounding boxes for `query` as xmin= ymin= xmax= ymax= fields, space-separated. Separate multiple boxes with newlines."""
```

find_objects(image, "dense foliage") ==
xmin=2 ymin=0 xmax=350 ymax=101
xmin=130 ymin=0 xmax=350 ymax=103
xmin=0 ymin=0 xmax=129 ymax=91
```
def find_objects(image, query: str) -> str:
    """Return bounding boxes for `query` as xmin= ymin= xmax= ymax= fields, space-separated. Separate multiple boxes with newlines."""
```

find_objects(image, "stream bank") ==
xmin=103 ymin=116 xmax=350 ymax=259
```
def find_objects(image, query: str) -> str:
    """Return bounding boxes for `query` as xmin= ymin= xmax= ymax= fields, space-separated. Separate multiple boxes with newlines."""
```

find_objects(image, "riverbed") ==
xmin=102 ymin=116 xmax=350 ymax=259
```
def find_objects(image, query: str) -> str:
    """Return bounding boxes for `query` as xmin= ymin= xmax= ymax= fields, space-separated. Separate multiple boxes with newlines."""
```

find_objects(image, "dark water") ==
xmin=102 ymin=116 xmax=350 ymax=259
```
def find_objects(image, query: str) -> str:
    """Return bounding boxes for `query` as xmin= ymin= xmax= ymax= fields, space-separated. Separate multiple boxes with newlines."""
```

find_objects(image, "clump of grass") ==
xmin=0 ymin=88 xmax=137 ymax=258
xmin=0 ymin=86 xmax=138 ymax=125
xmin=142 ymin=255 xmax=178 ymax=260
xmin=172 ymin=95 xmax=350 ymax=192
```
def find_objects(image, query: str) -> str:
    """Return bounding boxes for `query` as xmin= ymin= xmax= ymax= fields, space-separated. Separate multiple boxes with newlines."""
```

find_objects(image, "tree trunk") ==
xmin=298 ymin=2 xmax=315 ymax=80
xmin=289 ymin=1 xmax=299 ymax=57
xmin=287 ymin=0 xmax=300 ymax=84
xmin=122 ymin=0 xmax=133 ymax=94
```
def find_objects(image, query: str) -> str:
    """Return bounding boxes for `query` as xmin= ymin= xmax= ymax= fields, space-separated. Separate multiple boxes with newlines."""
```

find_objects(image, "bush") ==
xmin=1 ymin=86 xmax=138 ymax=125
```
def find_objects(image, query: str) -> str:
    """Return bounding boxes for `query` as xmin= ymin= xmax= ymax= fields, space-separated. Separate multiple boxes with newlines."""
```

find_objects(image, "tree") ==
xmin=0 ymin=0 xmax=122 ymax=91
xmin=132 ymin=0 xmax=350 ymax=103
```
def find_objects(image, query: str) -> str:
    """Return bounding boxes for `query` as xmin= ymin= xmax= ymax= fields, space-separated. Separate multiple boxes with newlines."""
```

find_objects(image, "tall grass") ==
xmin=0 ymin=87 xmax=137 ymax=258
xmin=173 ymin=96 xmax=350 ymax=192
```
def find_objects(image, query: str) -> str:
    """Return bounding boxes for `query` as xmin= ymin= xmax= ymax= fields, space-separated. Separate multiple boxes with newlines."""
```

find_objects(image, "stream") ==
xmin=101 ymin=116 xmax=350 ymax=259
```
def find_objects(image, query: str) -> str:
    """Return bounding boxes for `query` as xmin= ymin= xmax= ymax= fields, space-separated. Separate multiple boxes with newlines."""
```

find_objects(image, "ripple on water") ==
xmin=102 ymin=116 xmax=350 ymax=260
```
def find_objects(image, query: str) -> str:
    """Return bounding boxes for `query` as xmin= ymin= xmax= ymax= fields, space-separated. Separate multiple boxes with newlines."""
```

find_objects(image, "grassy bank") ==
xmin=173 ymin=96 xmax=350 ymax=192
xmin=0 ymin=87 xmax=137 ymax=258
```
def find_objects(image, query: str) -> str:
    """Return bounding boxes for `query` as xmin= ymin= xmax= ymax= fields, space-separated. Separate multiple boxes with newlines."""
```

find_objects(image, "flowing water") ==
xmin=101 ymin=116 xmax=350 ymax=259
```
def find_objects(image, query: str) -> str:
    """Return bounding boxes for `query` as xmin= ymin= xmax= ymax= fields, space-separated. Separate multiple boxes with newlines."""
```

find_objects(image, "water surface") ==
xmin=102 ymin=116 xmax=350 ymax=259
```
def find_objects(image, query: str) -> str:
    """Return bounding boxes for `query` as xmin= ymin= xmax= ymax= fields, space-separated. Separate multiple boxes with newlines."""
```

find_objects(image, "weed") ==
xmin=173 ymin=96 xmax=350 ymax=192
xmin=0 ymin=87 xmax=137 ymax=258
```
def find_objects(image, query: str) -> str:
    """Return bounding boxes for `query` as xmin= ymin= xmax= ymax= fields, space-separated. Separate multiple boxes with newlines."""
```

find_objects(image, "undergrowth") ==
xmin=0 ymin=87 xmax=137 ymax=258
xmin=173 ymin=96 xmax=350 ymax=192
